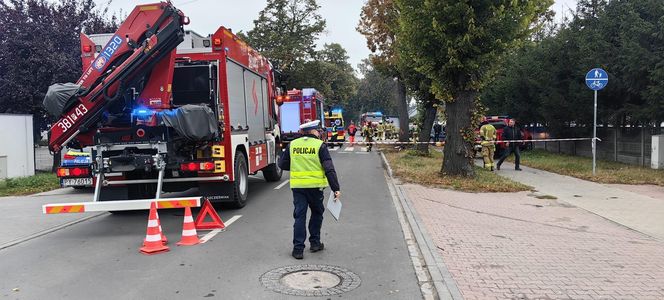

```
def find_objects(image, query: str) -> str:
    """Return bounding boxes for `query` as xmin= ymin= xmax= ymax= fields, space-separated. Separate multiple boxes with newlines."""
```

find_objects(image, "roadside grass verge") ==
xmin=383 ymin=148 xmax=530 ymax=193
xmin=0 ymin=172 xmax=60 ymax=197
xmin=515 ymin=150 xmax=664 ymax=186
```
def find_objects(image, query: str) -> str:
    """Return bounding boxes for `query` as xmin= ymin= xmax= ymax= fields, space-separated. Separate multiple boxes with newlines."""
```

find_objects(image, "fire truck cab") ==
xmin=276 ymin=88 xmax=326 ymax=144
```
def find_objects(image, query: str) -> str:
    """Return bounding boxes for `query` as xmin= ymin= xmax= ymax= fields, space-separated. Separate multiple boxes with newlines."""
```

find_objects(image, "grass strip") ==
xmin=383 ymin=149 xmax=530 ymax=193
xmin=0 ymin=172 xmax=60 ymax=197
xmin=516 ymin=150 xmax=664 ymax=186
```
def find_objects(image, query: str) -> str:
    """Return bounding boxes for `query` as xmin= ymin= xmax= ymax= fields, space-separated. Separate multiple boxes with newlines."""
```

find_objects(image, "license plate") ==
xmin=62 ymin=178 xmax=93 ymax=187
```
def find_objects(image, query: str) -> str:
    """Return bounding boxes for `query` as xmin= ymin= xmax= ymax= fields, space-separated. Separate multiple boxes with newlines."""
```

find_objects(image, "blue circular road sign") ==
xmin=585 ymin=68 xmax=608 ymax=91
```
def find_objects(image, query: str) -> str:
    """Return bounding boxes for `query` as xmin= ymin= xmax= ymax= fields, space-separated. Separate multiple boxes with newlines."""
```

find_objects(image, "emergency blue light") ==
xmin=132 ymin=107 xmax=153 ymax=116
xmin=375 ymin=112 xmax=383 ymax=116
xmin=332 ymin=108 xmax=343 ymax=114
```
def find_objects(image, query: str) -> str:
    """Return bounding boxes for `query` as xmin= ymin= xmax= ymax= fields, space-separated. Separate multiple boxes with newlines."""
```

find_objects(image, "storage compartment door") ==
xmin=226 ymin=61 xmax=247 ymax=130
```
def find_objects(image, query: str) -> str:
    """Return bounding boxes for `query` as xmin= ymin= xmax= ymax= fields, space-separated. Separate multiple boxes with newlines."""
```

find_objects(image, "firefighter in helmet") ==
xmin=362 ymin=122 xmax=375 ymax=152
xmin=479 ymin=116 xmax=497 ymax=171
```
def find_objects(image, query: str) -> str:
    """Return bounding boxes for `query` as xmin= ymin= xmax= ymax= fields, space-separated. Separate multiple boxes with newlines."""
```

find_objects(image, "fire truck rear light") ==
xmin=71 ymin=168 xmax=89 ymax=177
xmin=57 ymin=167 xmax=89 ymax=177
xmin=83 ymin=45 xmax=92 ymax=52
xmin=213 ymin=38 xmax=221 ymax=46
xmin=136 ymin=128 xmax=146 ymax=137
xmin=180 ymin=162 xmax=200 ymax=172
xmin=57 ymin=168 xmax=69 ymax=177
xmin=200 ymin=162 xmax=215 ymax=171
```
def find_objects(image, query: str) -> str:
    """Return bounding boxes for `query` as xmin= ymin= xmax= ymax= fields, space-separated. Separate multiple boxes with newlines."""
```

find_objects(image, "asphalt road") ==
xmin=0 ymin=147 xmax=420 ymax=299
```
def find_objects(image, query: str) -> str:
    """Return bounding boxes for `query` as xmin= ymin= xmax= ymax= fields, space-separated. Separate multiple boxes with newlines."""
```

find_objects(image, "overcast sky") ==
xmin=97 ymin=0 xmax=578 ymax=71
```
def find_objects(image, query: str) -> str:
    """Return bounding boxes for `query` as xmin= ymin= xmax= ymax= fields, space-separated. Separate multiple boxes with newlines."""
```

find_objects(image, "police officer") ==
xmin=278 ymin=120 xmax=341 ymax=260
xmin=479 ymin=116 xmax=497 ymax=171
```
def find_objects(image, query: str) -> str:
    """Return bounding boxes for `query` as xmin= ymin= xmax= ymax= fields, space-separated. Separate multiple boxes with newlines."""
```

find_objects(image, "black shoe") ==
xmin=515 ymin=168 xmax=522 ymax=171
xmin=292 ymin=249 xmax=303 ymax=259
xmin=497 ymin=164 xmax=501 ymax=170
xmin=310 ymin=243 xmax=325 ymax=253
xmin=490 ymin=166 xmax=494 ymax=171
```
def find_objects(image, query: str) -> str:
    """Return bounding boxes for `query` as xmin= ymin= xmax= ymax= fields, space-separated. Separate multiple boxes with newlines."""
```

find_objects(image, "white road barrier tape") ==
xmin=327 ymin=137 xmax=596 ymax=145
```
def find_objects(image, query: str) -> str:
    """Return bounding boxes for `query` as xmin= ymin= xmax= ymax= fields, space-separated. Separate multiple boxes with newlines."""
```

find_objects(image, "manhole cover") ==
xmin=260 ymin=264 xmax=361 ymax=297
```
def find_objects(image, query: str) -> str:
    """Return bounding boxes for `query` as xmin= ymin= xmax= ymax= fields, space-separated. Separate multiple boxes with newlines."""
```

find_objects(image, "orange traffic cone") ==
xmin=156 ymin=210 xmax=168 ymax=245
xmin=177 ymin=206 xmax=200 ymax=246
xmin=139 ymin=202 xmax=170 ymax=255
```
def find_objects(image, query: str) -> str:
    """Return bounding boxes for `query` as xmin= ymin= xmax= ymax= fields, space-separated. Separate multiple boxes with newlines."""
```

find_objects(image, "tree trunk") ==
xmin=51 ymin=150 xmax=61 ymax=173
xmin=441 ymin=90 xmax=476 ymax=177
xmin=416 ymin=98 xmax=437 ymax=154
xmin=394 ymin=78 xmax=410 ymax=142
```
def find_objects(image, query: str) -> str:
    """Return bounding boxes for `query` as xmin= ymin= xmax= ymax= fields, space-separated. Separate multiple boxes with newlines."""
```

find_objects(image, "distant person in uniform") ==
xmin=279 ymin=120 xmax=341 ymax=260
xmin=479 ymin=116 xmax=497 ymax=171
xmin=347 ymin=121 xmax=357 ymax=146
xmin=362 ymin=122 xmax=375 ymax=152
xmin=377 ymin=121 xmax=385 ymax=141
xmin=497 ymin=119 xmax=522 ymax=171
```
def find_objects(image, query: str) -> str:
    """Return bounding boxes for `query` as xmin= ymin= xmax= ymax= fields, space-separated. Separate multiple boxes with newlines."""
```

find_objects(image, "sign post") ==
xmin=585 ymin=68 xmax=608 ymax=176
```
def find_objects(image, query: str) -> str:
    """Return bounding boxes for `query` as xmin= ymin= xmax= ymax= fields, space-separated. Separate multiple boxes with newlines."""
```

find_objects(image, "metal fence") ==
xmin=533 ymin=126 xmax=663 ymax=167
xmin=35 ymin=146 xmax=53 ymax=172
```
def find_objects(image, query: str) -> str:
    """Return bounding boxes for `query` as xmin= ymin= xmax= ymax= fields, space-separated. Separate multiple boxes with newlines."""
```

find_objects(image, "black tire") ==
xmin=231 ymin=151 xmax=249 ymax=208
xmin=263 ymin=144 xmax=283 ymax=182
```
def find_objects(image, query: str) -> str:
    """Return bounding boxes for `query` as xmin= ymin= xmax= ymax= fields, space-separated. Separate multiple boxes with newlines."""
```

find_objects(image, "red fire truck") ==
xmin=276 ymin=88 xmax=326 ymax=144
xmin=42 ymin=2 xmax=282 ymax=212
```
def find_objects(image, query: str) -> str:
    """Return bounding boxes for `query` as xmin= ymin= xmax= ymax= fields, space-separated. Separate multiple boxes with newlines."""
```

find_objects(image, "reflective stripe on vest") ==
xmin=289 ymin=137 xmax=328 ymax=188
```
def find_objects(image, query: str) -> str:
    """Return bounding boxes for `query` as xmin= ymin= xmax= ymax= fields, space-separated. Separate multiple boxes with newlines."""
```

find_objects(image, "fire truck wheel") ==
xmin=231 ymin=151 xmax=249 ymax=208
xmin=262 ymin=145 xmax=283 ymax=182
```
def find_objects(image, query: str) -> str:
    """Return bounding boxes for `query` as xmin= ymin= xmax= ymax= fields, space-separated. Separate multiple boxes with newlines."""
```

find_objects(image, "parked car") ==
xmin=477 ymin=116 xmax=533 ymax=158
xmin=57 ymin=149 xmax=94 ymax=189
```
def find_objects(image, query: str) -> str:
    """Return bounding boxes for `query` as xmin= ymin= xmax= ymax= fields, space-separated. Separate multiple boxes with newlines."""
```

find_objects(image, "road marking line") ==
xmin=199 ymin=215 xmax=242 ymax=243
xmin=344 ymin=147 xmax=354 ymax=152
xmin=274 ymin=179 xmax=290 ymax=190
xmin=0 ymin=212 xmax=105 ymax=251
xmin=329 ymin=147 xmax=338 ymax=151
xmin=361 ymin=147 xmax=367 ymax=152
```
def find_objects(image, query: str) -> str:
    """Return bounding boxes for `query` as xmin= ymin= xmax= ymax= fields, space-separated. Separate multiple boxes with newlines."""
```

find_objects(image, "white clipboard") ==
xmin=326 ymin=191 xmax=342 ymax=221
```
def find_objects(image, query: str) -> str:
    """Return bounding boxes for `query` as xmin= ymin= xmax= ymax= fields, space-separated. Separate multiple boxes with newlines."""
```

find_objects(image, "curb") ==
xmin=380 ymin=152 xmax=463 ymax=300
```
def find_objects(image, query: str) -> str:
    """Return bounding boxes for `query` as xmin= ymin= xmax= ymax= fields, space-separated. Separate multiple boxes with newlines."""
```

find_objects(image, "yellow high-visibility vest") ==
xmin=289 ymin=137 xmax=328 ymax=188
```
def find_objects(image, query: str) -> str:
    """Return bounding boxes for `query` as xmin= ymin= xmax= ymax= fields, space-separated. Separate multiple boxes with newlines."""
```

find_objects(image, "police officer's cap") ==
xmin=300 ymin=120 xmax=320 ymax=130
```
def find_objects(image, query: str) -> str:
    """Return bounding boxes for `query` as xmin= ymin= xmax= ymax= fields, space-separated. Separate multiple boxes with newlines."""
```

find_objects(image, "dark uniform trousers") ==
xmin=292 ymin=188 xmax=325 ymax=251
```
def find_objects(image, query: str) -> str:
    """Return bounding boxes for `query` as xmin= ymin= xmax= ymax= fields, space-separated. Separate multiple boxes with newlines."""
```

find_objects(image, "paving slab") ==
xmin=495 ymin=162 xmax=664 ymax=241
xmin=403 ymin=184 xmax=664 ymax=300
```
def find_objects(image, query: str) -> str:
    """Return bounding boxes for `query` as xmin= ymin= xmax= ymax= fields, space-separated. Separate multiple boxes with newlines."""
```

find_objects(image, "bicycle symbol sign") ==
xmin=585 ymin=68 xmax=608 ymax=91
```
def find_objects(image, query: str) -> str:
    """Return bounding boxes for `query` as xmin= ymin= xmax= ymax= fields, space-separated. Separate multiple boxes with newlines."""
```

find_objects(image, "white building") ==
xmin=0 ymin=114 xmax=35 ymax=179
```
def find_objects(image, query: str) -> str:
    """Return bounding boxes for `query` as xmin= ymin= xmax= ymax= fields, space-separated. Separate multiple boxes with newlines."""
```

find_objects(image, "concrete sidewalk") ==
xmin=494 ymin=162 xmax=664 ymax=241
xmin=403 ymin=184 xmax=664 ymax=299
